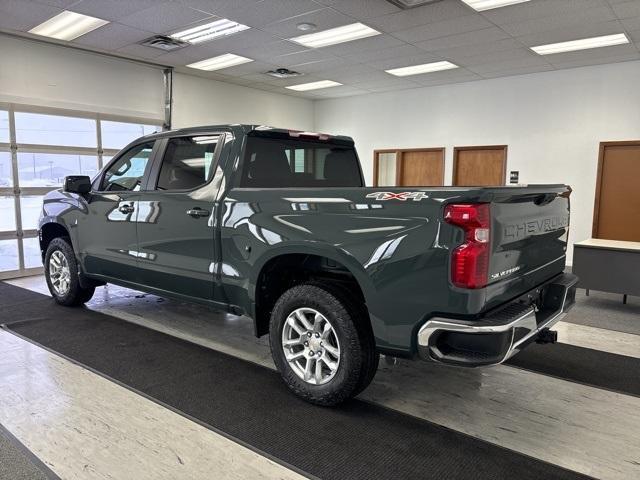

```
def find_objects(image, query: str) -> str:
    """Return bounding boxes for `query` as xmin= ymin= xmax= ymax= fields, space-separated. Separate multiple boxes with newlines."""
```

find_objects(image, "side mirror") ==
xmin=63 ymin=175 xmax=92 ymax=194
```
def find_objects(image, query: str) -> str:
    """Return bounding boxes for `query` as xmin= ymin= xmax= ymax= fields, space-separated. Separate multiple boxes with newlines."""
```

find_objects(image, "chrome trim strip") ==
xmin=417 ymin=274 xmax=578 ymax=366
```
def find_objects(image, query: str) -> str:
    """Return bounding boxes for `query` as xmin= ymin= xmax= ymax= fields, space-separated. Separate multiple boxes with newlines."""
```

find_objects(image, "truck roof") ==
xmin=141 ymin=124 xmax=354 ymax=144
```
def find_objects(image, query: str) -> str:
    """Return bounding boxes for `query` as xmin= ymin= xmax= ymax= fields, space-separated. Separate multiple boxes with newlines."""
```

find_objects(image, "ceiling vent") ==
xmin=266 ymin=68 xmax=303 ymax=79
xmin=386 ymin=0 xmax=443 ymax=9
xmin=140 ymin=35 xmax=188 ymax=51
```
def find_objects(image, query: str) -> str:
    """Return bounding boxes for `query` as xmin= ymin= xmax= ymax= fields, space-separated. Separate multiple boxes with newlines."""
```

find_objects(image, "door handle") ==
xmin=119 ymin=204 xmax=135 ymax=214
xmin=186 ymin=207 xmax=210 ymax=217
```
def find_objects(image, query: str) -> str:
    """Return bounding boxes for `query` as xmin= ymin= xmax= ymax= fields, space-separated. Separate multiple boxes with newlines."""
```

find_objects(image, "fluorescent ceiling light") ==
xmin=386 ymin=61 xmax=458 ymax=77
xmin=531 ymin=33 xmax=629 ymax=55
xmin=171 ymin=18 xmax=249 ymax=44
xmin=187 ymin=53 xmax=253 ymax=71
xmin=290 ymin=22 xmax=380 ymax=48
xmin=29 ymin=10 xmax=109 ymax=41
xmin=461 ymin=0 xmax=531 ymax=11
xmin=286 ymin=80 xmax=342 ymax=91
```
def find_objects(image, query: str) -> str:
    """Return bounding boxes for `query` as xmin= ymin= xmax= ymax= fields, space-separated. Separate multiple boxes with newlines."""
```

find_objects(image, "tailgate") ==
xmin=489 ymin=186 xmax=570 ymax=286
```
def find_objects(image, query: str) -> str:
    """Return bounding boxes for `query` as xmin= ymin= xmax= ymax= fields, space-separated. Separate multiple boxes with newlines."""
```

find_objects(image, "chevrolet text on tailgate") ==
xmin=38 ymin=125 xmax=578 ymax=406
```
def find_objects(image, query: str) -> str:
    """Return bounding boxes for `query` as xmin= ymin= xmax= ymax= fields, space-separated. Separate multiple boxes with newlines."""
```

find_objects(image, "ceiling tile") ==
xmin=289 ymin=57 xmax=349 ymax=73
xmin=176 ymin=0 xmax=263 ymax=16
xmin=186 ymin=29 xmax=279 ymax=55
xmin=621 ymin=16 xmax=640 ymax=32
xmin=71 ymin=0 xmax=160 ymax=22
xmin=30 ymin=0 xmax=78 ymax=7
xmin=317 ymin=0 xmax=401 ymax=18
xmin=479 ymin=0 xmax=604 ymax=25
xmin=465 ymin=55 xmax=551 ymax=75
xmin=500 ymin=6 xmax=618 ymax=37
xmin=310 ymin=85 xmax=370 ymax=97
xmin=338 ymin=43 xmax=427 ymax=63
xmin=261 ymin=7 xmax=352 ymax=37
xmin=72 ymin=23 xmax=153 ymax=50
xmin=117 ymin=2 xmax=211 ymax=33
xmin=479 ymin=64 xmax=555 ymax=79
xmin=415 ymin=27 xmax=510 ymax=52
xmin=611 ymin=1 xmax=640 ymax=19
xmin=230 ymin=40 xmax=309 ymax=63
xmin=115 ymin=43 xmax=167 ymax=59
xmin=453 ymin=48 xmax=537 ymax=68
xmin=275 ymin=49 xmax=337 ymax=67
xmin=350 ymin=77 xmax=420 ymax=90
xmin=0 ymin=0 xmax=62 ymax=31
xmin=392 ymin=14 xmax=493 ymax=44
xmin=198 ymin=0 xmax=323 ymax=28
xmin=431 ymin=38 xmax=522 ymax=59
xmin=366 ymin=0 xmax=471 ymax=32
xmin=319 ymin=63 xmax=381 ymax=82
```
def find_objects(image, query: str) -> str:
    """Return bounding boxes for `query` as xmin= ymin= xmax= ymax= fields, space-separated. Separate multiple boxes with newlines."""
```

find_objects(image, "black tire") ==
xmin=269 ymin=281 xmax=378 ymax=406
xmin=44 ymin=237 xmax=95 ymax=306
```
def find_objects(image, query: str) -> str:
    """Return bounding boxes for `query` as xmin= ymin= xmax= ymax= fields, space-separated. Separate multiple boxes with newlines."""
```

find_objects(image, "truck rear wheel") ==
xmin=269 ymin=282 xmax=378 ymax=406
xmin=44 ymin=237 xmax=95 ymax=306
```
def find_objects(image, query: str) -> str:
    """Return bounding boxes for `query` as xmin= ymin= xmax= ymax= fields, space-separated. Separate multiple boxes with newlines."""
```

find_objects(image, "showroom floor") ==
xmin=1 ymin=276 xmax=639 ymax=480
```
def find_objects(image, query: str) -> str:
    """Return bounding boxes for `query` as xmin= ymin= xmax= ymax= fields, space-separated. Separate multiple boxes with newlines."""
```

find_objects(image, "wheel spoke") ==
xmin=295 ymin=310 xmax=313 ymax=331
xmin=285 ymin=350 xmax=305 ymax=362
xmin=287 ymin=316 xmax=304 ymax=336
xmin=314 ymin=357 xmax=323 ymax=383
xmin=304 ymin=358 xmax=314 ymax=382
xmin=323 ymin=343 xmax=339 ymax=357
xmin=321 ymin=322 xmax=332 ymax=340
xmin=321 ymin=356 xmax=337 ymax=372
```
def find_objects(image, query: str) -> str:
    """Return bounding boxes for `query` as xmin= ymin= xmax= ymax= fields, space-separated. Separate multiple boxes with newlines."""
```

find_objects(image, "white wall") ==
xmin=172 ymin=73 xmax=314 ymax=131
xmin=0 ymin=35 xmax=165 ymax=120
xmin=314 ymin=61 xmax=640 ymax=262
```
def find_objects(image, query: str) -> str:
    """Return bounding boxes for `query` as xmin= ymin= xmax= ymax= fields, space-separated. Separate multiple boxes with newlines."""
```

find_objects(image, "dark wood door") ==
xmin=374 ymin=148 xmax=444 ymax=186
xmin=453 ymin=146 xmax=507 ymax=186
xmin=593 ymin=141 xmax=640 ymax=241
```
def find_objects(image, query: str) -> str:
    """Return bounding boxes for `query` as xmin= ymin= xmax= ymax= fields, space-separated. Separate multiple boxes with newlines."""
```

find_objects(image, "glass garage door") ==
xmin=0 ymin=105 xmax=160 ymax=280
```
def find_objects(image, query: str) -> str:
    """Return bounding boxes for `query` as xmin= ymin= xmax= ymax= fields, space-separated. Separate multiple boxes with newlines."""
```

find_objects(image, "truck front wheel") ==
xmin=44 ymin=237 xmax=95 ymax=306
xmin=269 ymin=282 xmax=378 ymax=406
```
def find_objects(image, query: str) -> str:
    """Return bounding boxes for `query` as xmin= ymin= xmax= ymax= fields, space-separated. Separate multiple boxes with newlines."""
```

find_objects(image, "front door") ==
xmin=135 ymin=133 xmax=224 ymax=301
xmin=80 ymin=141 xmax=156 ymax=281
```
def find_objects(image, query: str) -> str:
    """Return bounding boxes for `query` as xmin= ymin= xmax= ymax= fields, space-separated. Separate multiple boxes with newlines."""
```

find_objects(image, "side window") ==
xmin=101 ymin=142 xmax=154 ymax=191
xmin=156 ymin=135 xmax=220 ymax=191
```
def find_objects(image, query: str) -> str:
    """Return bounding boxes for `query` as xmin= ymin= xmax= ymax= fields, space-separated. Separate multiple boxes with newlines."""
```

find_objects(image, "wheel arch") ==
xmin=249 ymin=244 xmax=377 ymax=339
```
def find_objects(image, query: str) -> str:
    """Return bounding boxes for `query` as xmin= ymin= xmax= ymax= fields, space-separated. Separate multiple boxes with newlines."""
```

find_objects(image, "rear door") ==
xmin=81 ymin=141 xmax=157 ymax=280
xmin=135 ymin=132 xmax=225 ymax=301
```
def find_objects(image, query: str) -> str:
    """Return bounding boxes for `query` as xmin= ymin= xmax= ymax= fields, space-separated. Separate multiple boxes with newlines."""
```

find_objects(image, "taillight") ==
xmin=444 ymin=203 xmax=491 ymax=289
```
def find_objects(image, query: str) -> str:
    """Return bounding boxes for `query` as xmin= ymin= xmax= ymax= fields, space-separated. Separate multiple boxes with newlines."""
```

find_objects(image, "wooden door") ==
xmin=593 ymin=141 xmax=640 ymax=241
xmin=374 ymin=148 xmax=444 ymax=186
xmin=453 ymin=146 xmax=507 ymax=186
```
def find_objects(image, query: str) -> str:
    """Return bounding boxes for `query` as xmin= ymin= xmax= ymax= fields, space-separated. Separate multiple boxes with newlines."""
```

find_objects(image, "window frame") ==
xmin=145 ymin=132 xmax=226 ymax=193
xmin=93 ymin=140 xmax=160 ymax=193
xmin=236 ymin=134 xmax=365 ymax=189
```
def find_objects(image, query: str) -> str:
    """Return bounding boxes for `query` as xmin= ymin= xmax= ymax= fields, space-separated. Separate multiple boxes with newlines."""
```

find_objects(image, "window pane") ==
xmin=241 ymin=136 xmax=362 ymax=188
xmin=101 ymin=121 xmax=160 ymax=149
xmin=0 ymin=152 xmax=12 ymax=187
xmin=18 ymin=152 xmax=98 ymax=187
xmin=15 ymin=112 xmax=96 ymax=147
xmin=0 ymin=239 xmax=19 ymax=271
xmin=102 ymin=142 xmax=153 ymax=191
xmin=156 ymin=135 xmax=219 ymax=191
xmin=0 ymin=110 xmax=8 ymax=143
xmin=23 ymin=237 xmax=42 ymax=269
xmin=20 ymin=195 xmax=44 ymax=231
xmin=0 ymin=196 xmax=16 ymax=232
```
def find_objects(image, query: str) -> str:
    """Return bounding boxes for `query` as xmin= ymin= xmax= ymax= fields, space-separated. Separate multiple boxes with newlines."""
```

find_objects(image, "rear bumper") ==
xmin=417 ymin=272 xmax=578 ymax=367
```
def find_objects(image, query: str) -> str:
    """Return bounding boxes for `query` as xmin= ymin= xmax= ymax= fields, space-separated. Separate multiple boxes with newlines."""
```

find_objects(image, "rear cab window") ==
xmin=240 ymin=133 xmax=363 ymax=188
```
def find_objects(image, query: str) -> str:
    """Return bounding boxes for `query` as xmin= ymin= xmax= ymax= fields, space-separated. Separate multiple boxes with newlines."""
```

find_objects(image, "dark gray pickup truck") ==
xmin=39 ymin=124 xmax=578 ymax=405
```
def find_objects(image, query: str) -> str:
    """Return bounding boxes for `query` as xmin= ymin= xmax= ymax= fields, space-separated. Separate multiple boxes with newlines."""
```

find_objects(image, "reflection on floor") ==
xmin=3 ymin=276 xmax=640 ymax=480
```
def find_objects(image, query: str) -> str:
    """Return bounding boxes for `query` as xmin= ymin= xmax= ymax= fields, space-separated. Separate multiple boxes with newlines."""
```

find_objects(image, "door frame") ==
xmin=592 ymin=140 xmax=640 ymax=238
xmin=452 ymin=145 xmax=508 ymax=186
xmin=373 ymin=147 xmax=445 ymax=186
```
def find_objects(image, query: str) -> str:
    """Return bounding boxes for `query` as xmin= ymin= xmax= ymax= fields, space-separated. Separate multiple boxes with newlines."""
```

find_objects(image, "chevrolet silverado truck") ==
xmin=38 ymin=125 xmax=578 ymax=406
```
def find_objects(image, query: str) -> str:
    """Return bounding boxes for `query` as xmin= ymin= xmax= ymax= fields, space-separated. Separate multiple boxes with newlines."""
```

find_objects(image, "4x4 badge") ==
xmin=366 ymin=192 xmax=429 ymax=201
